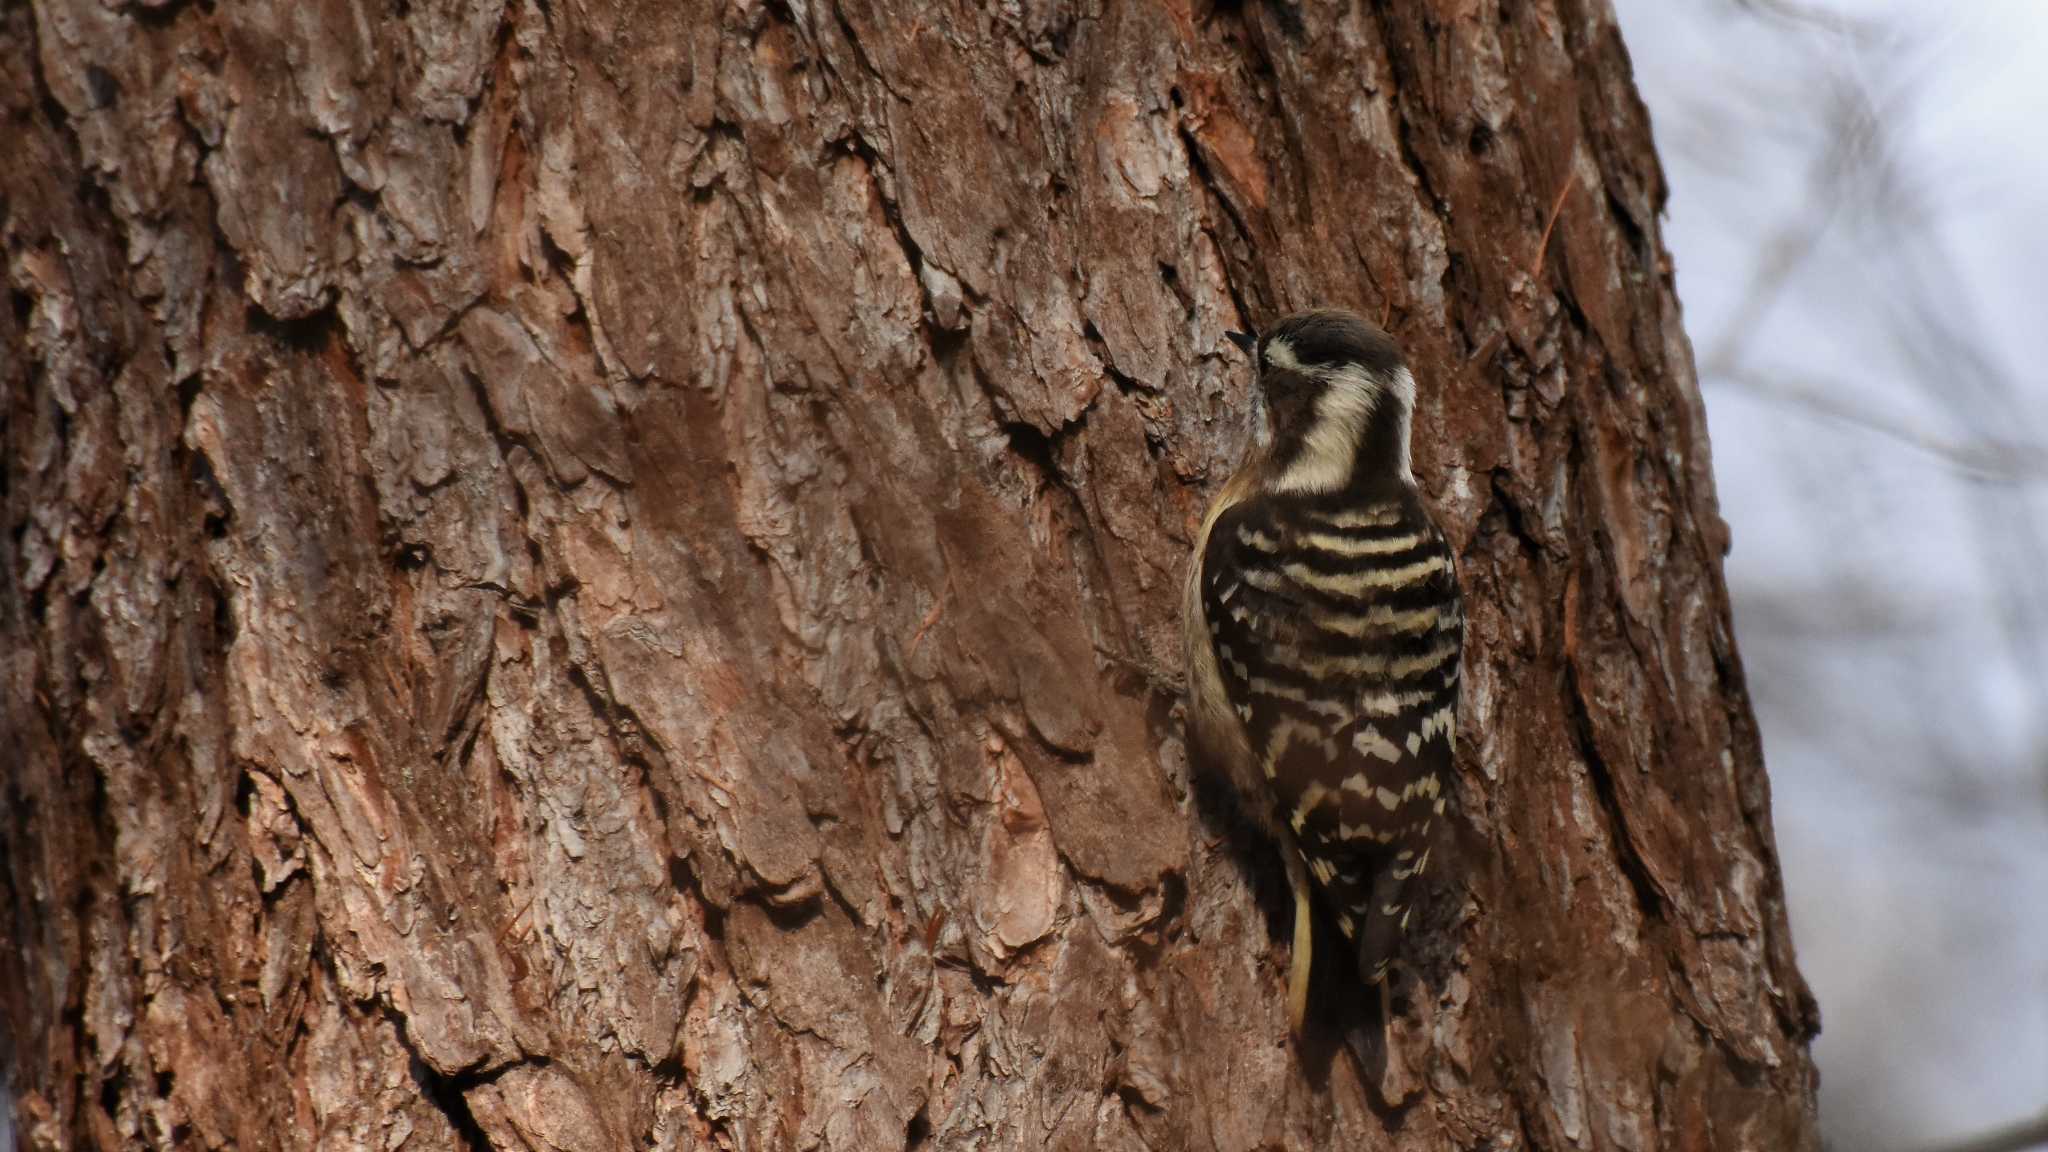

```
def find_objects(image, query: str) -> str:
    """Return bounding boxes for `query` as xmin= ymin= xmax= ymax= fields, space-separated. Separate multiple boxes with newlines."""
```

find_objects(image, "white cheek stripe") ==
xmin=1264 ymin=338 xmax=1415 ymax=493
xmin=1271 ymin=355 xmax=1377 ymax=493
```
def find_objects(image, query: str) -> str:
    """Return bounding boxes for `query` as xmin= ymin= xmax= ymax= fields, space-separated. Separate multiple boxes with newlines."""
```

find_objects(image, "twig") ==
xmin=906 ymin=580 xmax=950 ymax=660
xmin=499 ymin=895 xmax=536 ymax=945
xmin=1526 ymin=168 xmax=1577 ymax=281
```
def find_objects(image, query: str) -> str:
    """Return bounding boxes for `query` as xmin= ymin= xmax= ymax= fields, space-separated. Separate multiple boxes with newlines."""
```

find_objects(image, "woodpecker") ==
xmin=1183 ymin=309 xmax=1462 ymax=1033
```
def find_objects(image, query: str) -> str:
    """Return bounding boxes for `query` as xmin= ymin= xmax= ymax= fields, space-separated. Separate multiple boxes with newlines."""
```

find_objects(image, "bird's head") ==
xmin=1226 ymin=309 xmax=1416 ymax=495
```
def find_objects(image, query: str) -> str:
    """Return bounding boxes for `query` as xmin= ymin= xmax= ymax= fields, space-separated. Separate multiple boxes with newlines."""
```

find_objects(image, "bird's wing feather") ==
xmin=1201 ymin=495 xmax=1462 ymax=981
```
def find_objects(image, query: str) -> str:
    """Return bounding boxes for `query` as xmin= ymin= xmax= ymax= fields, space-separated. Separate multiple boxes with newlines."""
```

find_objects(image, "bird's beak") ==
xmin=1225 ymin=329 xmax=1258 ymax=354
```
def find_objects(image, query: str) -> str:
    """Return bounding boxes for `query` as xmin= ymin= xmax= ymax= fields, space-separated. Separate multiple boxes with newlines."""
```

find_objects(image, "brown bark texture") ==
xmin=0 ymin=0 xmax=1822 ymax=1148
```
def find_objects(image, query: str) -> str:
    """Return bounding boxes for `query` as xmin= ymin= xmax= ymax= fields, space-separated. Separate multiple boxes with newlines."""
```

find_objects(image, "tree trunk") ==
xmin=1 ymin=0 xmax=1820 ymax=1148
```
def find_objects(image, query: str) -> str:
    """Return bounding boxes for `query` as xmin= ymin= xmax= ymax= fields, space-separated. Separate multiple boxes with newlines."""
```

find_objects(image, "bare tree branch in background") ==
xmin=1628 ymin=4 xmax=2048 ymax=1151
xmin=1698 ymin=35 xmax=2047 ymax=488
xmin=1916 ymin=1112 xmax=2048 ymax=1152
xmin=1729 ymin=0 xmax=1884 ymax=41
xmin=1714 ymin=364 xmax=2048 ymax=483
xmin=1698 ymin=74 xmax=1870 ymax=374
xmin=1696 ymin=3 xmax=2048 ymax=709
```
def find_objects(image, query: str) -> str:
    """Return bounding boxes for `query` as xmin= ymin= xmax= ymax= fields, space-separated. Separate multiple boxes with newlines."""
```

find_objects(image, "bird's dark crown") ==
xmin=1258 ymin=310 xmax=1405 ymax=384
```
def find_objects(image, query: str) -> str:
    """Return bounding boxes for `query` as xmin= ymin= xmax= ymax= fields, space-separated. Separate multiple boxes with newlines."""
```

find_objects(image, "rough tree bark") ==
xmin=1 ymin=0 xmax=1821 ymax=1148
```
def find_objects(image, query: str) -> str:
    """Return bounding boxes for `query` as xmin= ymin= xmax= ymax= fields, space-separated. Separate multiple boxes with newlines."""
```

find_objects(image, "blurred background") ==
xmin=1610 ymin=1 xmax=2048 ymax=1149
